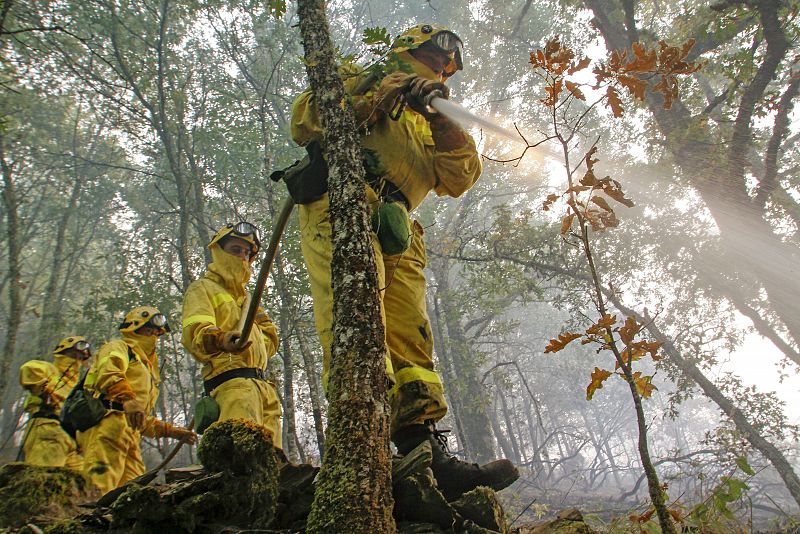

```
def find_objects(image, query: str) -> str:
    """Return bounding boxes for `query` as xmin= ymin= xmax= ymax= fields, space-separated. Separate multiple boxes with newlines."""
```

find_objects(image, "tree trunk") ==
xmin=0 ymin=132 xmax=23 ymax=402
xmin=295 ymin=2 xmax=394 ymax=532
xmin=584 ymin=0 xmax=800 ymax=361
xmin=297 ymin=327 xmax=326 ymax=459
xmin=280 ymin=313 xmax=300 ymax=462
xmin=436 ymin=266 xmax=496 ymax=464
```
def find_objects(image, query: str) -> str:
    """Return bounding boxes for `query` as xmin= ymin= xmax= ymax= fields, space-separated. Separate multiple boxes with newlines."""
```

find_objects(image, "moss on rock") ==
xmin=451 ymin=486 xmax=507 ymax=533
xmin=198 ymin=419 xmax=278 ymax=475
xmin=196 ymin=419 xmax=281 ymax=526
xmin=0 ymin=463 xmax=94 ymax=529
xmin=43 ymin=518 xmax=84 ymax=534
xmin=109 ymin=484 xmax=169 ymax=529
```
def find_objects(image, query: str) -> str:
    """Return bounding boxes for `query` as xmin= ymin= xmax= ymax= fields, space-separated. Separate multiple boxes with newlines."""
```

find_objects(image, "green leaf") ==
xmin=268 ymin=0 xmax=286 ymax=18
xmin=363 ymin=27 xmax=392 ymax=47
xmin=735 ymin=456 xmax=756 ymax=476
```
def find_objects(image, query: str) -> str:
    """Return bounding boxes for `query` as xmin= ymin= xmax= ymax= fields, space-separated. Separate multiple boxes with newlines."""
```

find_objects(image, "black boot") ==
xmin=392 ymin=422 xmax=519 ymax=501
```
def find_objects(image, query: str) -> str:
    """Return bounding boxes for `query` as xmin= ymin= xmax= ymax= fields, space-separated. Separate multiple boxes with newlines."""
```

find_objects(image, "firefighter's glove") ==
xmin=123 ymin=399 xmax=147 ymax=431
xmin=169 ymin=426 xmax=198 ymax=444
xmin=202 ymin=329 xmax=252 ymax=354
xmin=373 ymin=72 xmax=414 ymax=115
xmin=406 ymin=77 xmax=449 ymax=119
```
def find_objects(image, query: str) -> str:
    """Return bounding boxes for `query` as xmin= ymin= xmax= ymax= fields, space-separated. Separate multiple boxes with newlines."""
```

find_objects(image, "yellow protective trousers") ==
xmin=77 ymin=412 xmax=145 ymax=494
xmin=299 ymin=191 xmax=448 ymax=432
xmin=211 ymin=377 xmax=282 ymax=444
xmin=22 ymin=417 xmax=82 ymax=471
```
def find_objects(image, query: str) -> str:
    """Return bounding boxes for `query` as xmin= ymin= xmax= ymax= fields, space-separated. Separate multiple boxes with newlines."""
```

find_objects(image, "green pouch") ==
xmin=194 ymin=395 xmax=220 ymax=434
xmin=372 ymin=201 xmax=411 ymax=256
xmin=60 ymin=390 xmax=107 ymax=436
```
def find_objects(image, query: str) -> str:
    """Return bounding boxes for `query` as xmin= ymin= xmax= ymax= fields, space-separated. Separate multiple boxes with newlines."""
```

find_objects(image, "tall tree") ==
xmin=295 ymin=1 xmax=394 ymax=532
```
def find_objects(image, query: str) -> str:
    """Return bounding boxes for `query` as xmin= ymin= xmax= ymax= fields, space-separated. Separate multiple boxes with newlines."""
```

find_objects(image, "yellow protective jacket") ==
xmin=84 ymin=333 xmax=172 ymax=438
xmin=290 ymin=51 xmax=482 ymax=212
xmin=19 ymin=354 xmax=81 ymax=415
xmin=182 ymin=249 xmax=279 ymax=381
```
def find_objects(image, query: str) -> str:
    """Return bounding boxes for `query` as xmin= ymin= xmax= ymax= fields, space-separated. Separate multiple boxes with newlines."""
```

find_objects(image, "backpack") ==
xmin=60 ymin=367 xmax=106 ymax=438
xmin=60 ymin=345 xmax=136 ymax=437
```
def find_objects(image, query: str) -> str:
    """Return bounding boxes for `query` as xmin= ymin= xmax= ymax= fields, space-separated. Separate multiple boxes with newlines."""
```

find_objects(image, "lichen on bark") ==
xmin=295 ymin=0 xmax=394 ymax=532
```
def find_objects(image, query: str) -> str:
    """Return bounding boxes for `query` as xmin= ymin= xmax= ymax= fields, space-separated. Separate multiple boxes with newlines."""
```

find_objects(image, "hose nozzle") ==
xmin=424 ymin=89 xmax=445 ymax=113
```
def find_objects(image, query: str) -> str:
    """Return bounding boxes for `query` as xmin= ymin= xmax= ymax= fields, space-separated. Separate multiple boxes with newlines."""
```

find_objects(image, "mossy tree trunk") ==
xmin=295 ymin=1 xmax=394 ymax=533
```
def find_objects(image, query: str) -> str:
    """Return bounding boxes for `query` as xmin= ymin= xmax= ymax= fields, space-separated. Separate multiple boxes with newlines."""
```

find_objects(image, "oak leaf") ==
xmin=560 ymin=213 xmax=575 ymax=235
xmin=590 ymin=195 xmax=613 ymax=212
xmin=544 ymin=331 xmax=581 ymax=353
xmin=580 ymin=169 xmax=598 ymax=187
xmin=542 ymin=193 xmax=559 ymax=211
xmin=543 ymin=79 xmax=563 ymax=106
xmin=618 ymin=316 xmax=641 ymax=344
xmin=565 ymin=80 xmax=586 ymax=101
xmin=586 ymin=367 xmax=612 ymax=400
xmin=632 ymin=371 xmax=657 ymax=398
xmin=617 ymin=74 xmax=648 ymax=101
xmin=606 ymin=86 xmax=624 ymax=117
xmin=567 ymin=57 xmax=591 ymax=75
xmin=625 ymin=42 xmax=657 ymax=72
xmin=602 ymin=182 xmax=635 ymax=207
xmin=586 ymin=313 xmax=616 ymax=335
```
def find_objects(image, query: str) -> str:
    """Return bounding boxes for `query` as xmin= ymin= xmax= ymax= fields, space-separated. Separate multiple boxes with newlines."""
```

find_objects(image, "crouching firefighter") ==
xmin=78 ymin=307 xmax=196 ymax=494
xmin=181 ymin=223 xmax=282 ymax=446
xmin=289 ymin=23 xmax=519 ymax=500
xmin=18 ymin=336 xmax=91 ymax=470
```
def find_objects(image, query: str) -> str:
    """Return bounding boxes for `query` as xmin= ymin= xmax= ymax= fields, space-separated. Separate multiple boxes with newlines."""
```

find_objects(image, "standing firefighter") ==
xmin=18 ymin=336 xmax=91 ymax=470
xmin=78 ymin=306 xmax=195 ymax=493
xmin=181 ymin=223 xmax=282 ymax=445
xmin=290 ymin=23 xmax=518 ymax=500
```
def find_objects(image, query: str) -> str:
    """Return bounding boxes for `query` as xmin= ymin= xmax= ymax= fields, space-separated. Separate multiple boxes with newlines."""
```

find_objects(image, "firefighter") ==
xmin=78 ymin=306 xmax=195 ymax=493
xmin=181 ymin=222 xmax=282 ymax=445
xmin=290 ymin=23 xmax=518 ymax=500
xmin=18 ymin=336 xmax=91 ymax=470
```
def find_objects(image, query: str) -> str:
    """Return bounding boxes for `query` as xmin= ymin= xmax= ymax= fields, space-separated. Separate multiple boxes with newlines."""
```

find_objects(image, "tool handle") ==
xmin=233 ymin=197 xmax=296 ymax=351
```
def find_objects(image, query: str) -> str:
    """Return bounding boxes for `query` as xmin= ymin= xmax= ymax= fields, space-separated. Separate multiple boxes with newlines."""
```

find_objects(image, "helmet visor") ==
xmin=431 ymin=31 xmax=462 ymax=53
xmin=431 ymin=31 xmax=463 ymax=72
xmin=231 ymin=221 xmax=261 ymax=249
xmin=148 ymin=314 xmax=168 ymax=328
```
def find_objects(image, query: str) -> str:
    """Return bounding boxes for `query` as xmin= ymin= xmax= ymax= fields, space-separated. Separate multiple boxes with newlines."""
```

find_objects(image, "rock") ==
xmin=451 ymin=487 xmax=507 ymax=533
xmin=394 ymin=471 xmax=455 ymax=529
xmin=0 ymin=463 xmax=96 ymax=529
xmin=520 ymin=508 xmax=597 ymax=534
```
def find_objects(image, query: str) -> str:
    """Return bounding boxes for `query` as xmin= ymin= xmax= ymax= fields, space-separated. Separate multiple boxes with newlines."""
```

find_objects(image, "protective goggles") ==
xmin=229 ymin=221 xmax=261 ymax=249
xmin=74 ymin=340 xmax=91 ymax=351
xmin=426 ymin=29 xmax=463 ymax=73
xmin=147 ymin=313 xmax=168 ymax=328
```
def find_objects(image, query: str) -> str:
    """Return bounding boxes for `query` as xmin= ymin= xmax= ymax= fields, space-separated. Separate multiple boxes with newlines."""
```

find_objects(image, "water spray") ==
xmin=424 ymin=90 xmax=522 ymax=143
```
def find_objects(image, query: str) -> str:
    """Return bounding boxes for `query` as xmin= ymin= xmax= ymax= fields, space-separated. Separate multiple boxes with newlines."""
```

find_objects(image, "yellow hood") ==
xmin=207 ymin=245 xmax=252 ymax=298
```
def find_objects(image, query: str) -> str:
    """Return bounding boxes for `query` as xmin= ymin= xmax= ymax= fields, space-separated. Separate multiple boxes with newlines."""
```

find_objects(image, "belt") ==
xmin=369 ymin=178 xmax=410 ymax=210
xmin=32 ymin=412 xmax=60 ymax=420
xmin=204 ymin=367 xmax=266 ymax=395
xmin=101 ymin=398 xmax=125 ymax=411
